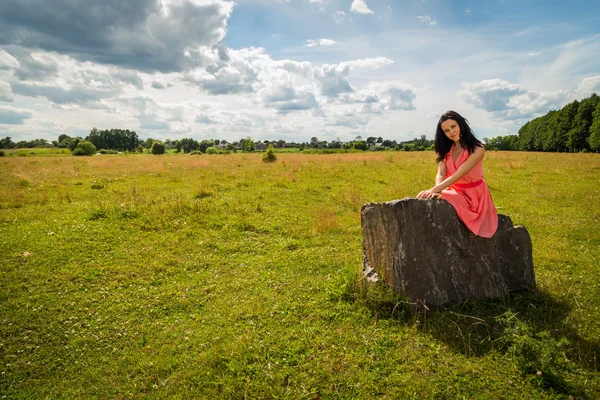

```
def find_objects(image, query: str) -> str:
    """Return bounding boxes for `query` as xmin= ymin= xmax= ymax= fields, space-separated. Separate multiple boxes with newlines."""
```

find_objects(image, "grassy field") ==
xmin=0 ymin=151 xmax=598 ymax=399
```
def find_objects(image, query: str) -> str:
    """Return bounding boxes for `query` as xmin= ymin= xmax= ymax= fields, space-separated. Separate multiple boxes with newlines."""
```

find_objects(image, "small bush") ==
xmin=0 ymin=151 xmax=5 ymax=157
xmin=205 ymin=146 xmax=218 ymax=154
xmin=98 ymin=149 xmax=118 ymax=154
xmin=73 ymin=141 xmax=96 ymax=156
xmin=262 ymin=144 xmax=277 ymax=163
xmin=189 ymin=150 xmax=202 ymax=155
xmin=151 ymin=141 xmax=166 ymax=155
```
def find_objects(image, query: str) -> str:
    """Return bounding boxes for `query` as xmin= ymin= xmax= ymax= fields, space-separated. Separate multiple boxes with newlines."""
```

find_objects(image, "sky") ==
xmin=1 ymin=0 xmax=599 ymax=143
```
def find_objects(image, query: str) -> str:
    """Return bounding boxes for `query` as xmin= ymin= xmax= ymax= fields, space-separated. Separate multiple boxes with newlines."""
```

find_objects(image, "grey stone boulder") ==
xmin=361 ymin=198 xmax=535 ymax=309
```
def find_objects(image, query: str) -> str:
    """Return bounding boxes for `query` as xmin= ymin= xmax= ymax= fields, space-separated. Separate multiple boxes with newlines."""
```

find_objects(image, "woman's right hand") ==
xmin=417 ymin=190 xmax=442 ymax=199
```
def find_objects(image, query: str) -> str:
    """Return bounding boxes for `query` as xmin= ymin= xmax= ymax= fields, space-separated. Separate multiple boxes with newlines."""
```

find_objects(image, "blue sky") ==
xmin=0 ymin=0 xmax=599 ymax=143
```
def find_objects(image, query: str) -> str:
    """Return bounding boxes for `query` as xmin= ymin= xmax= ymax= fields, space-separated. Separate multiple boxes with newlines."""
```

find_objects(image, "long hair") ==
xmin=434 ymin=110 xmax=483 ymax=163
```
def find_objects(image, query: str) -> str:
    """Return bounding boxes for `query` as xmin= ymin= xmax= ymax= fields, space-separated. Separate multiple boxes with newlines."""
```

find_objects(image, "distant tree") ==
xmin=72 ymin=140 xmax=96 ymax=156
xmin=199 ymin=139 xmax=215 ymax=153
xmin=328 ymin=140 xmax=342 ymax=149
xmin=276 ymin=139 xmax=285 ymax=148
xmin=588 ymin=102 xmax=600 ymax=152
xmin=568 ymin=94 xmax=599 ymax=152
xmin=0 ymin=137 xmax=15 ymax=149
xmin=353 ymin=140 xmax=368 ymax=151
xmin=151 ymin=141 xmax=166 ymax=155
xmin=68 ymin=137 xmax=82 ymax=151
xmin=376 ymin=137 xmax=383 ymax=143
xmin=366 ymin=136 xmax=377 ymax=145
xmin=239 ymin=137 xmax=255 ymax=152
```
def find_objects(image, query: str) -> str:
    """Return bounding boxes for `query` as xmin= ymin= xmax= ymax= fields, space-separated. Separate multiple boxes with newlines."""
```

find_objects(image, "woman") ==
xmin=417 ymin=110 xmax=498 ymax=238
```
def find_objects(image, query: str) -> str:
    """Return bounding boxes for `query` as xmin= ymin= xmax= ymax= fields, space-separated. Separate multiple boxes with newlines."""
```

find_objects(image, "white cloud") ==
xmin=417 ymin=15 xmax=437 ymax=26
xmin=313 ymin=57 xmax=393 ymax=98
xmin=0 ymin=106 xmax=34 ymax=125
xmin=6 ymin=51 xmax=143 ymax=108
xmin=459 ymin=78 xmax=569 ymax=119
xmin=465 ymin=8 xmax=471 ymax=15
xmin=305 ymin=39 xmax=336 ymax=47
xmin=333 ymin=11 xmax=346 ymax=24
xmin=575 ymin=75 xmax=600 ymax=98
xmin=370 ymin=81 xmax=417 ymax=111
xmin=0 ymin=81 xmax=13 ymax=102
xmin=0 ymin=0 xmax=234 ymax=73
xmin=350 ymin=0 xmax=374 ymax=15
xmin=0 ymin=49 xmax=20 ymax=69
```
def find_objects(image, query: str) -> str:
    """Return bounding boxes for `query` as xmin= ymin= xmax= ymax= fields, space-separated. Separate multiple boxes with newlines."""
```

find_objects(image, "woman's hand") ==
xmin=417 ymin=189 xmax=442 ymax=199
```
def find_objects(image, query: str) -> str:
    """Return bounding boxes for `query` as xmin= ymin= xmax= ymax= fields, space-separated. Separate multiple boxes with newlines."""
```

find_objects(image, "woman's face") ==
xmin=441 ymin=119 xmax=461 ymax=143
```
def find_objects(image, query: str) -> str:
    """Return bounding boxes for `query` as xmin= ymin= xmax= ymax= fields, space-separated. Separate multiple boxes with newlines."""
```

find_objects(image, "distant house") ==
xmin=282 ymin=142 xmax=300 ymax=148
xmin=255 ymin=143 xmax=268 ymax=151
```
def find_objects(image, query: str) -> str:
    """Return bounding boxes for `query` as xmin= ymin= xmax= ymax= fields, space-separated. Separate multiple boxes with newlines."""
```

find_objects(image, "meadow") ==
xmin=0 ymin=150 xmax=599 ymax=399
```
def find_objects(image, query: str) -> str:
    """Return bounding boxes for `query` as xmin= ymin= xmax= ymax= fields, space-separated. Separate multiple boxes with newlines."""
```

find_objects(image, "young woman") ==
xmin=417 ymin=110 xmax=498 ymax=238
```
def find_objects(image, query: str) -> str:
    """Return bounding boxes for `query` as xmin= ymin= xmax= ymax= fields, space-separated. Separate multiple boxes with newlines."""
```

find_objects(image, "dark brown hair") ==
xmin=434 ymin=110 xmax=483 ymax=163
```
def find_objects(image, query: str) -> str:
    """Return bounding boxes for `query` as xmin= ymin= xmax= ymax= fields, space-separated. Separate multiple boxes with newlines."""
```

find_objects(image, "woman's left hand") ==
xmin=417 ymin=189 xmax=441 ymax=199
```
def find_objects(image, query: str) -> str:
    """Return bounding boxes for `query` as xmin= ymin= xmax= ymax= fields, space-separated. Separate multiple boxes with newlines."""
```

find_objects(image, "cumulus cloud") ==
xmin=259 ymin=85 xmax=320 ymax=114
xmin=417 ymin=15 xmax=437 ymax=26
xmin=118 ymin=96 xmax=185 ymax=131
xmin=371 ymin=81 xmax=417 ymax=111
xmin=313 ymin=57 xmax=393 ymax=98
xmin=305 ymin=39 xmax=336 ymax=47
xmin=0 ymin=106 xmax=33 ymax=124
xmin=350 ymin=0 xmax=374 ymax=15
xmin=0 ymin=0 xmax=234 ymax=73
xmin=338 ymin=81 xmax=417 ymax=111
xmin=575 ymin=75 xmax=600 ymax=98
xmin=333 ymin=11 xmax=346 ymax=24
xmin=184 ymin=47 xmax=265 ymax=95
xmin=0 ymin=81 xmax=13 ymax=102
xmin=6 ymin=52 xmax=144 ymax=107
xmin=459 ymin=78 xmax=569 ymax=119
xmin=0 ymin=49 xmax=19 ymax=69
xmin=325 ymin=109 xmax=370 ymax=128
xmin=459 ymin=79 xmax=527 ymax=112
xmin=195 ymin=115 xmax=219 ymax=124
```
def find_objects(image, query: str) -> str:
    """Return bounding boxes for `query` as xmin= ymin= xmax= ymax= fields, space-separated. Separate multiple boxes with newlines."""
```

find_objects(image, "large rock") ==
xmin=361 ymin=198 xmax=535 ymax=308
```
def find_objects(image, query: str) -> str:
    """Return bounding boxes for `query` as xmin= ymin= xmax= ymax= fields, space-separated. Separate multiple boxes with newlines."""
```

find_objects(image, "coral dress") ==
xmin=441 ymin=146 xmax=498 ymax=238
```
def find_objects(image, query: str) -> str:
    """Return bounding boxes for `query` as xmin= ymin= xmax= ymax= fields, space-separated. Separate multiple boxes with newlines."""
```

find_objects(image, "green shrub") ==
xmin=72 ymin=141 xmax=96 ymax=156
xmin=261 ymin=144 xmax=277 ymax=163
xmin=189 ymin=150 xmax=202 ymax=155
xmin=205 ymin=146 xmax=218 ymax=154
xmin=0 ymin=151 xmax=5 ymax=157
xmin=151 ymin=141 xmax=166 ymax=155
xmin=98 ymin=149 xmax=118 ymax=154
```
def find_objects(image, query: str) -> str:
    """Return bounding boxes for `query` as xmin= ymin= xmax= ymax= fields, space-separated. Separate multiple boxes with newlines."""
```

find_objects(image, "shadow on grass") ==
xmin=338 ymin=278 xmax=599 ymax=398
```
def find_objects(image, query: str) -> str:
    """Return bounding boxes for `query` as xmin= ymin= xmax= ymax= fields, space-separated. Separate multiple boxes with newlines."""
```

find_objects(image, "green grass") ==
xmin=0 ymin=151 xmax=598 ymax=399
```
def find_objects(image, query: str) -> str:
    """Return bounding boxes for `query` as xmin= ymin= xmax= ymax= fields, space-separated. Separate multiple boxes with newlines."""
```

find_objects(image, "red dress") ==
xmin=440 ymin=146 xmax=498 ymax=238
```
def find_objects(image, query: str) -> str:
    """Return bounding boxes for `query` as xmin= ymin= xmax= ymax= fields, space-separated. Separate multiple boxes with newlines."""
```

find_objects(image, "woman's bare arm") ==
xmin=435 ymin=161 xmax=446 ymax=186
xmin=417 ymin=146 xmax=485 ymax=199
xmin=431 ymin=146 xmax=485 ymax=192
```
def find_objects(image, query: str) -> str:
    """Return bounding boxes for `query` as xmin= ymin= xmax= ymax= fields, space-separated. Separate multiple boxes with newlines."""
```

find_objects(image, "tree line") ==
xmin=0 ymin=130 xmax=435 ymax=154
xmin=484 ymin=93 xmax=600 ymax=152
